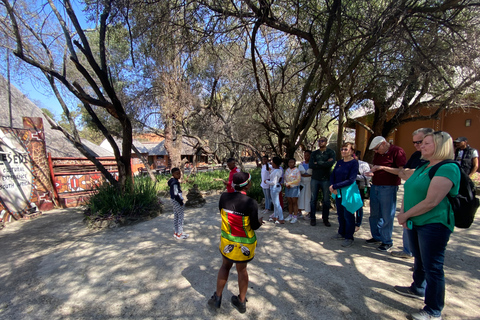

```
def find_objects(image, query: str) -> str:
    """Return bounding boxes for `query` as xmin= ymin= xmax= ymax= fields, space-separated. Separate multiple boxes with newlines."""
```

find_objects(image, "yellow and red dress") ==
xmin=218 ymin=191 xmax=261 ymax=262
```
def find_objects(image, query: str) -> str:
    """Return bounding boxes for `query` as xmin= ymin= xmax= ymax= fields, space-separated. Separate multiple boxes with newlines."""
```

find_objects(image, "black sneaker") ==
xmin=393 ymin=286 xmax=424 ymax=300
xmin=323 ymin=220 xmax=331 ymax=227
xmin=377 ymin=243 xmax=393 ymax=252
xmin=231 ymin=295 xmax=247 ymax=313
xmin=207 ymin=292 xmax=222 ymax=309
xmin=365 ymin=238 xmax=381 ymax=244
xmin=310 ymin=219 xmax=317 ymax=226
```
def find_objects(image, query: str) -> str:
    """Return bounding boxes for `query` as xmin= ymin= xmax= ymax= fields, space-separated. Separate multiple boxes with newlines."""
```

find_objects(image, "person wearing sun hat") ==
xmin=365 ymin=136 xmax=406 ymax=252
xmin=208 ymin=172 xmax=264 ymax=314
xmin=453 ymin=136 xmax=478 ymax=177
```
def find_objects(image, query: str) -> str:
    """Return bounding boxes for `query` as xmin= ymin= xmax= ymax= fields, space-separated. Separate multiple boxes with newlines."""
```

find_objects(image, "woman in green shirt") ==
xmin=394 ymin=131 xmax=460 ymax=320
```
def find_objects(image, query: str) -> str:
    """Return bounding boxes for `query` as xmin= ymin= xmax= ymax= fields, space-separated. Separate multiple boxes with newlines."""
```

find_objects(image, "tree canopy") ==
xmin=1 ymin=0 xmax=479 ymax=169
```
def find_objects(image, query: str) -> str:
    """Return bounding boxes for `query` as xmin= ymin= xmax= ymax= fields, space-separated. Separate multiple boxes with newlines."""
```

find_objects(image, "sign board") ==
xmin=0 ymin=131 xmax=33 ymax=214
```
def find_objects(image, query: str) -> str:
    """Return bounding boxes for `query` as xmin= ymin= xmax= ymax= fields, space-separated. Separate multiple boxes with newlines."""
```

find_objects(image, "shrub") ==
xmin=247 ymin=168 xmax=263 ymax=202
xmin=156 ymin=169 xmax=228 ymax=193
xmin=84 ymin=176 xmax=163 ymax=228
xmin=155 ymin=168 xmax=264 ymax=202
xmin=472 ymin=172 xmax=480 ymax=188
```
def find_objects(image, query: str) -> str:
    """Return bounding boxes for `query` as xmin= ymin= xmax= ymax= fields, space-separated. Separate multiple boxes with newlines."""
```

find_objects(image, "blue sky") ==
xmin=5 ymin=0 xmax=93 ymax=119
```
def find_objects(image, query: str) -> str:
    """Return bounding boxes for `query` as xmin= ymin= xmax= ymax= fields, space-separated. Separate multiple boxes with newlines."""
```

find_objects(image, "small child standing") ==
xmin=284 ymin=158 xmax=301 ymax=224
xmin=168 ymin=168 xmax=189 ymax=240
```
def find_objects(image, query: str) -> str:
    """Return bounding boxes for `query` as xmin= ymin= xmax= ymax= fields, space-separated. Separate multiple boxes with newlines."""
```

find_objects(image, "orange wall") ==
xmin=395 ymin=119 xmax=438 ymax=158
xmin=442 ymin=108 xmax=480 ymax=152
xmin=354 ymin=107 xmax=480 ymax=167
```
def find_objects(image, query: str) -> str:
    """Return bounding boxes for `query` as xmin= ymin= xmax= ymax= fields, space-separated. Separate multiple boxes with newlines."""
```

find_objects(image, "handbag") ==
xmin=364 ymin=186 xmax=370 ymax=200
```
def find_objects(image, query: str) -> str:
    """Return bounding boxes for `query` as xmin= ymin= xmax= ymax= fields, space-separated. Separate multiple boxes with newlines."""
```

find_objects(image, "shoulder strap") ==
xmin=428 ymin=160 xmax=457 ymax=180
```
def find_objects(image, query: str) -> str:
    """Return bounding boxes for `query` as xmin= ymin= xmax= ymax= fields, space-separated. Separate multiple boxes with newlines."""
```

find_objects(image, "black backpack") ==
xmin=428 ymin=160 xmax=479 ymax=228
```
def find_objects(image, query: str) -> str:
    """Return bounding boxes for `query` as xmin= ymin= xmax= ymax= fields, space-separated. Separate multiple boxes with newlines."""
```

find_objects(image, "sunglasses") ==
xmin=413 ymin=140 xmax=423 ymax=145
xmin=340 ymin=148 xmax=350 ymax=152
xmin=319 ymin=139 xmax=327 ymax=142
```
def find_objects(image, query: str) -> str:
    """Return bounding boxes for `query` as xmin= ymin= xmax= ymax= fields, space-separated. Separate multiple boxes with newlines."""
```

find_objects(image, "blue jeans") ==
xmin=355 ymin=207 xmax=363 ymax=227
xmin=270 ymin=185 xmax=284 ymax=220
xmin=335 ymin=198 xmax=355 ymax=240
xmin=402 ymin=228 xmax=412 ymax=256
xmin=310 ymin=179 xmax=331 ymax=221
xmin=407 ymin=223 xmax=452 ymax=317
xmin=369 ymin=185 xmax=398 ymax=245
xmin=262 ymin=188 xmax=272 ymax=211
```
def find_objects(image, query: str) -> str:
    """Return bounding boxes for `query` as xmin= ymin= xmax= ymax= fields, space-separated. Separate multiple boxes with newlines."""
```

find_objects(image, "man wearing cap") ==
xmin=454 ymin=137 xmax=479 ymax=177
xmin=365 ymin=136 xmax=407 ymax=252
xmin=309 ymin=137 xmax=336 ymax=227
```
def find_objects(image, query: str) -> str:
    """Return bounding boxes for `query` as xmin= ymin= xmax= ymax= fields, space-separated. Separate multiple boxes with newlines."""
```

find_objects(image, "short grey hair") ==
xmin=412 ymin=128 xmax=434 ymax=136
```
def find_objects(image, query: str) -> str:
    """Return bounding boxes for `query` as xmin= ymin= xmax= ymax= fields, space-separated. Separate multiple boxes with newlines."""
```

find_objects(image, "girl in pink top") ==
xmin=284 ymin=158 xmax=301 ymax=224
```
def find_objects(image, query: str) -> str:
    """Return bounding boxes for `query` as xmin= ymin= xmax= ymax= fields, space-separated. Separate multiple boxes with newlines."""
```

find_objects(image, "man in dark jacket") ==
xmin=454 ymin=137 xmax=479 ymax=177
xmin=309 ymin=137 xmax=336 ymax=227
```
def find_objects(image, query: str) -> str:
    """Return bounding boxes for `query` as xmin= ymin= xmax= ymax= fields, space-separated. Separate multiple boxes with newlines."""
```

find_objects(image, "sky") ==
xmin=4 ymin=0 xmax=93 ymax=120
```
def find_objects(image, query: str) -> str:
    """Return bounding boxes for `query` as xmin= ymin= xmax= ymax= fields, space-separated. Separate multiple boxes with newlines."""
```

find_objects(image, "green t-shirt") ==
xmin=404 ymin=162 xmax=460 ymax=231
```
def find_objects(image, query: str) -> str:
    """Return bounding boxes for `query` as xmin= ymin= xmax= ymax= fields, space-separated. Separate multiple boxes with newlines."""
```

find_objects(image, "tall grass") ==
xmin=156 ymin=168 xmax=264 ymax=202
xmin=246 ymin=168 xmax=263 ymax=202
xmin=84 ymin=176 xmax=163 ymax=225
xmin=156 ymin=169 xmax=229 ymax=192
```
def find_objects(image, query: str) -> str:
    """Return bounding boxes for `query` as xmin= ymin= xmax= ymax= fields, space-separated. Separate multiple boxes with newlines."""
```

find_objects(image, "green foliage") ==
xmin=246 ymin=168 xmax=263 ymax=202
xmin=84 ymin=176 xmax=163 ymax=225
xmin=41 ymin=108 xmax=55 ymax=119
xmin=156 ymin=168 xmax=264 ymax=202
xmin=156 ymin=169 xmax=229 ymax=192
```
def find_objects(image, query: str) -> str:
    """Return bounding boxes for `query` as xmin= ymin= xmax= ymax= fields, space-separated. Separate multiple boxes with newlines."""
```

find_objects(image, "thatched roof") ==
xmin=0 ymin=75 xmax=112 ymax=158
xmin=99 ymin=138 xmax=150 ymax=154
xmin=104 ymin=136 xmax=200 ymax=157
xmin=144 ymin=137 xmax=200 ymax=156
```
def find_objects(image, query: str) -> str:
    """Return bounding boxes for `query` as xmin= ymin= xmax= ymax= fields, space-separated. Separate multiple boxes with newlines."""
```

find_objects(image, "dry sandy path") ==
xmin=0 ymin=191 xmax=479 ymax=320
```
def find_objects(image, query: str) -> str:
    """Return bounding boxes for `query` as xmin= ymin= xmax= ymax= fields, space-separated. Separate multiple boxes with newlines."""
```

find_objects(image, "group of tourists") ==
xmin=166 ymin=131 xmax=477 ymax=319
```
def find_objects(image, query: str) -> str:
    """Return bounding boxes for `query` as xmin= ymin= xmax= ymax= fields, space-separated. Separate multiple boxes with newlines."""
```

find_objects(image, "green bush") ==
xmin=156 ymin=168 xmax=264 ymax=202
xmin=246 ymin=168 xmax=263 ymax=202
xmin=84 ymin=176 xmax=163 ymax=226
xmin=156 ymin=169 xmax=229 ymax=192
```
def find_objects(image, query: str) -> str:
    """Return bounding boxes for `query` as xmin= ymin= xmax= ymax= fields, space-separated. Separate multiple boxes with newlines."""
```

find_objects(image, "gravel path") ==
xmin=0 ymin=192 xmax=479 ymax=319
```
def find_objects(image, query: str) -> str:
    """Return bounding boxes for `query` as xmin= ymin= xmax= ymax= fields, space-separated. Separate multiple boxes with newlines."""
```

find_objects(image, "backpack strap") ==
xmin=427 ymin=159 xmax=458 ymax=180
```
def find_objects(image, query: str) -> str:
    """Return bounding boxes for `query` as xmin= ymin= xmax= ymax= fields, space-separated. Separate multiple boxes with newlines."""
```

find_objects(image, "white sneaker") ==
xmin=411 ymin=310 xmax=442 ymax=320
xmin=174 ymin=233 xmax=189 ymax=240
xmin=290 ymin=216 xmax=298 ymax=224
xmin=285 ymin=215 xmax=292 ymax=221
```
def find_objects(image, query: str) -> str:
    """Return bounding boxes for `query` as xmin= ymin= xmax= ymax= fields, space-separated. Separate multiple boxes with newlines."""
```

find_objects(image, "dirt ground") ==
xmin=1 ymin=189 xmax=479 ymax=320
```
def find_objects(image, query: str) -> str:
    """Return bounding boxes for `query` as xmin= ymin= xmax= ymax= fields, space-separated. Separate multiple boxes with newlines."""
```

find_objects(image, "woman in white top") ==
xmin=260 ymin=156 xmax=272 ymax=213
xmin=264 ymin=156 xmax=284 ymax=224
xmin=298 ymin=150 xmax=313 ymax=219
xmin=355 ymin=151 xmax=371 ymax=232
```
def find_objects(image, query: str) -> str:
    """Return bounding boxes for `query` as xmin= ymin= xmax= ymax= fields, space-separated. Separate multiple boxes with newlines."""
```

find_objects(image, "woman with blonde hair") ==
xmin=395 ymin=131 xmax=460 ymax=320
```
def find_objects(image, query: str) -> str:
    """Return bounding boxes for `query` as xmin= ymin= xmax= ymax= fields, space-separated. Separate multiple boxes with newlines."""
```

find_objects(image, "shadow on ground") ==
xmin=0 ymin=192 xmax=479 ymax=319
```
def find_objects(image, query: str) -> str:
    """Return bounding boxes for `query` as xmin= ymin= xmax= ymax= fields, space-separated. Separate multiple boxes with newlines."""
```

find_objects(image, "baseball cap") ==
xmin=369 ymin=136 xmax=386 ymax=150
xmin=453 ymin=137 xmax=467 ymax=142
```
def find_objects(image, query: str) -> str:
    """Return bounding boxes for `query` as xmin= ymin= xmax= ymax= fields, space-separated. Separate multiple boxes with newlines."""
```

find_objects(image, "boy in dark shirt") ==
xmin=168 ymin=168 xmax=189 ymax=240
